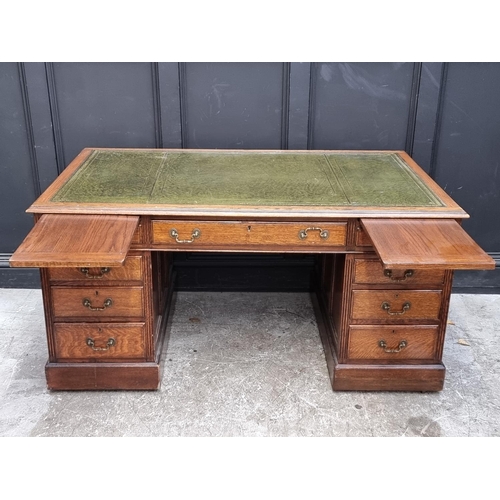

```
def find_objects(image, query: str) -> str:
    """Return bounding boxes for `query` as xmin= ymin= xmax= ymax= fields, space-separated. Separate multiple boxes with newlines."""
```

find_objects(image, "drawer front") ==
xmin=48 ymin=255 xmax=143 ymax=282
xmin=152 ymin=221 xmax=347 ymax=250
xmin=353 ymin=259 xmax=445 ymax=286
xmin=348 ymin=325 xmax=439 ymax=360
xmin=52 ymin=287 xmax=144 ymax=319
xmin=351 ymin=290 xmax=442 ymax=321
xmin=53 ymin=322 xmax=146 ymax=360
xmin=355 ymin=227 xmax=372 ymax=247
xmin=130 ymin=221 xmax=144 ymax=244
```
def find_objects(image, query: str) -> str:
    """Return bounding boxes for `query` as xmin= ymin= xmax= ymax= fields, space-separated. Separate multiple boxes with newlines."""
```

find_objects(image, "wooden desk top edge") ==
xmin=26 ymin=148 xmax=468 ymax=219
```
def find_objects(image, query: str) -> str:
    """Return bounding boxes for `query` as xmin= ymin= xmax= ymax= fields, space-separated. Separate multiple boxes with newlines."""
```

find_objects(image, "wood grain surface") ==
xmin=331 ymin=363 xmax=445 ymax=391
xmin=10 ymin=214 xmax=139 ymax=267
xmin=53 ymin=322 xmax=146 ymax=360
xmin=355 ymin=226 xmax=373 ymax=247
xmin=361 ymin=218 xmax=495 ymax=270
xmin=353 ymin=258 xmax=445 ymax=285
xmin=48 ymin=255 xmax=143 ymax=282
xmin=152 ymin=220 xmax=347 ymax=250
xmin=45 ymin=362 xmax=160 ymax=390
xmin=347 ymin=325 xmax=439 ymax=360
xmin=351 ymin=290 xmax=442 ymax=321
xmin=51 ymin=286 xmax=144 ymax=319
xmin=312 ymin=286 xmax=446 ymax=391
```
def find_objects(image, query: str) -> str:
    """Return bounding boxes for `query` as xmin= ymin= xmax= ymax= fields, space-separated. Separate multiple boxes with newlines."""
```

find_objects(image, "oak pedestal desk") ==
xmin=10 ymin=148 xmax=495 ymax=391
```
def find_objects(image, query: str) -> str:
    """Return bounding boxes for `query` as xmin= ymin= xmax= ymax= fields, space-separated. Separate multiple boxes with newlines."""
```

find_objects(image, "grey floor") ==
xmin=0 ymin=288 xmax=499 ymax=437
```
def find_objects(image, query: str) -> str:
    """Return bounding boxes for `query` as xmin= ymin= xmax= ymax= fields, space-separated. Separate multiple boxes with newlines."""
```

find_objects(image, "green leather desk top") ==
xmin=51 ymin=149 xmax=443 ymax=208
xmin=27 ymin=148 xmax=468 ymax=218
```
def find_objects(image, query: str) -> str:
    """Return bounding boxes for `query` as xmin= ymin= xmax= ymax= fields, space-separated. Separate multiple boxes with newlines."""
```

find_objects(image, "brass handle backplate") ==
xmin=80 ymin=267 xmax=110 ymax=279
xmin=298 ymin=227 xmax=330 ymax=240
xmin=381 ymin=301 xmax=411 ymax=315
xmin=86 ymin=337 xmax=116 ymax=351
xmin=384 ymin=269 xmax=414 ymax=282
xmin=170 ymin=228 xmax=201 ymax=244
xmin=378 ymin=339 xmax=407 ymax=353
xmin=82 ymin=298 xmax=113 ymax=311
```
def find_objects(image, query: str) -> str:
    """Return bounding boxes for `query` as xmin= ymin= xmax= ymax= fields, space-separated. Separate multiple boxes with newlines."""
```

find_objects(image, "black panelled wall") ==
xmin=1 ymin=62 xmax=499 ymax=291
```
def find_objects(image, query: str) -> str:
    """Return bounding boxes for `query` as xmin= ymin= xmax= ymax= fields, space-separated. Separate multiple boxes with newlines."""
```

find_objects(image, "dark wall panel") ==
xmin=1 ymin=62 xmax=498 ymax=290
xmin=51 ymin=62 xmax=158 ymax=167
xmin=0 ymin=63 xmax=37 ymax=252
xmin=412 ymin=62 xmax=443 ymax=172
xmin=434 ymin=63 xmax=500 ymax=250
xmin=288 ymin=62 xmax=311 ymax=150
xmin=183 ymin=63 xmax=287 ymax=149
xmin=23 ymin=63 xmax=60 ymax=192
xmin=310 ymin=62 xmax=415 ymax=150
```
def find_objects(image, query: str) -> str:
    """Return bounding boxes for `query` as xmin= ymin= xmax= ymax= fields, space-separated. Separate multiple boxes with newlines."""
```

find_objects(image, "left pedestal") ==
xmin=10 ymin=213 xmax=174 ymax=390
xmin=41 ymin=251 xmax=173 ymax=390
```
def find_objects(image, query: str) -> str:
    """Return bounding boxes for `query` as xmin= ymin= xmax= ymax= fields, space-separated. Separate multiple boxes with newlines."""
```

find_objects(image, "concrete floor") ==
xmin=0 ymin=288 xmax=499 ymax=437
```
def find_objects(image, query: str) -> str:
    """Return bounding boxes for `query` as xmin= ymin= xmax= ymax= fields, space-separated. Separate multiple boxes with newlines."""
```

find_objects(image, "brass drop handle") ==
xmin=80 ymin=267 xmax=110 ymax=279
xmin=384 ymin=269 xmax=414 ymax=282
xmin=298 ymin=227 xmax=330 ymax=240
xmin=82 ymin=298 xmax=113 ymax=311
xmin=170 ymin=228 xmax=201 ymax=243
xmin=86 ymin=337 xmax=116 ymax=351
xmin=381 ymin=301 xmax=411 ymax=315
xmin=378 ymin=339 xmax=407 ymax=353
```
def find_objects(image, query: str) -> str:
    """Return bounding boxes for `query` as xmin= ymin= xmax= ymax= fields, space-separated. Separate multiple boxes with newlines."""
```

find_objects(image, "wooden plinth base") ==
xmin=46 ymin=362 xmax=161 ymax=390
xmin=311 ymin=292 xmax=446 ymax=392
xmin=330 ymin=361 xmax=445 ymax=391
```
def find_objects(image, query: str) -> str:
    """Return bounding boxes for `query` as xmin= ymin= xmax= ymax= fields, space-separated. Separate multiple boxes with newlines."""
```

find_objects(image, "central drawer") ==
xmin=52 ymin=286 xmax=144 ymax=319
xmin=351 ymin=290 xmax=442 ymax=321
xmin=152 ymin=220 xmax=347 ymax=250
